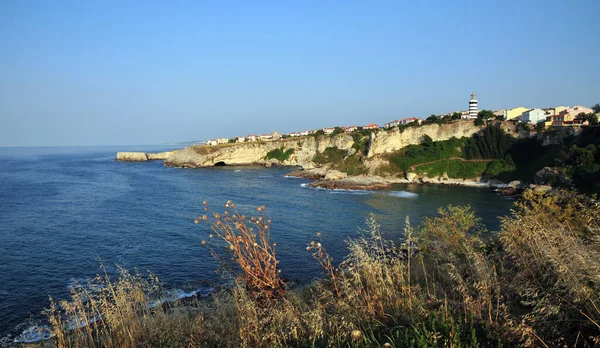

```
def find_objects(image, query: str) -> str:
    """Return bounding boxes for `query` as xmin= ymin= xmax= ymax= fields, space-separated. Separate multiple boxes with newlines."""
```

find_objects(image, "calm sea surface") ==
xmin=0 ymin=146 xmax=514 ymax=340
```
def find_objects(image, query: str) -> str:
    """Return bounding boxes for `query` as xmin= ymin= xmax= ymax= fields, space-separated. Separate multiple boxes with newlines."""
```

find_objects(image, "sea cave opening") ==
xmin=214 ymin=161 xmax=227 ymax=167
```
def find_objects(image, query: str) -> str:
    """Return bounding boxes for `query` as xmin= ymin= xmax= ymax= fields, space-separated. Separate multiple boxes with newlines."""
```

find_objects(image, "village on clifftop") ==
xmin=205 ymin=93 xmax=599 ymax=146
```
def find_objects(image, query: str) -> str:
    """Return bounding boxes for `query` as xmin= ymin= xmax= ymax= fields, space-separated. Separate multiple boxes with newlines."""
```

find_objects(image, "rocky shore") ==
xmin=286 ymin=167 xmax=505 ymax=191
xmin=116 ymin=151 xmax=175 ymax=162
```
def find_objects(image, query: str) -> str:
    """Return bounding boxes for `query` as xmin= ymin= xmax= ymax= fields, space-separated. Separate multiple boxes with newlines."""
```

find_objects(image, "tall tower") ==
xmin=469 ymin=93 xmax=478 ymax=119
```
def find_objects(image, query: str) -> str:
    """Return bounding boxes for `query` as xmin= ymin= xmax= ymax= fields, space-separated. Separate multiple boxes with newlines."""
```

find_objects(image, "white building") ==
xmin=521 ymin=109 xmax=547 ymax=124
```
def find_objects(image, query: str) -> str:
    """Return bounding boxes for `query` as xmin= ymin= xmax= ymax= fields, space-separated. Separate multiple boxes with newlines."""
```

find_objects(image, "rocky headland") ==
xmin=116 ymin=120 xmax=576 ymax=192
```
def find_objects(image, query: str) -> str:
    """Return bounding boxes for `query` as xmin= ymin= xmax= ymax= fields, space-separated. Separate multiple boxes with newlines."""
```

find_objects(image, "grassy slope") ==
xmin=44 ymin=191 xmax=600 ymax=347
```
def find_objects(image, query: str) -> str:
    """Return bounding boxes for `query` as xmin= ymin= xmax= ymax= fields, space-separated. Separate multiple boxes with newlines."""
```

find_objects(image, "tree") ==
xmin=592 ymin=103 xmax=600 ymax=114
xmin=575 ymin=112 xmax=599 ymax=125
xmin=330 ymin=127 xmax=344 ymax=136
xmin=535 ymin=122 xmax=546 ymax=133
xmin=451 ymin=112 xmax=462 ymax=120
xmin=312 ymin=130 xmax=325 ymax=137
xmin=422 ymin=134 xmax=434 ymax=147
xmin=474 ymin=117 xmax=485 ymax=126
xmin=478 ymin=110 xmax=495 ymax=120
xmin=426 ymin=115 xmax=439 ymax=122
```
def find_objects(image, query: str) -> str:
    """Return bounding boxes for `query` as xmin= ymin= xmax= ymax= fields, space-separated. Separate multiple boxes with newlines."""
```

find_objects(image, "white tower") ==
xmin=469 ymin=93 xmax=478 ymax=119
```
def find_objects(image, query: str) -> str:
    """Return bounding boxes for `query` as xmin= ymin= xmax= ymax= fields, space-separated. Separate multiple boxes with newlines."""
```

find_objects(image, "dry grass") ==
xmin=40 ymin=192 xmax=600 ymax=347
xmin=196 ymin=201 xmax=285 ymax=301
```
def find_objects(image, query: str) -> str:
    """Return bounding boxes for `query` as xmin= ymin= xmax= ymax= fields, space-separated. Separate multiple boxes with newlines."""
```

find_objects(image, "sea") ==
xmin=0 ymin=145 xmax=514 ymax=342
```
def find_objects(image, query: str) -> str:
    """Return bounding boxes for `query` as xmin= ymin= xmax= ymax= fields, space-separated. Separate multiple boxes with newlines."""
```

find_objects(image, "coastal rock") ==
xmin=507 ymin=180 xmax=524 ymax=189
xmin=116 ymin=152 xmax=148 ymax=162
xmin=309 ymin=180 xmax=392 ymax=191
xmin=406 ymin=172 xmax=419 ymax=182
xmin=147 ymin=151 xmax=175 ymax=160
xmin=534 ymin=167 xmax=571 ymax=186
xmin=302 ymin=162 xmax=316 ymax=170
xmin=286 ymin=167 xmax=328 ymax=180
xmin=324 ymin=170 xmax=347 ymax=180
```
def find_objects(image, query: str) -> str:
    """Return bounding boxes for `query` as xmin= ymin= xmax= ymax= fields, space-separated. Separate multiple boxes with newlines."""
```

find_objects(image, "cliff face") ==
xmin=125 ymin=120 xmax=487 ymax=168
xmin=367 ymin=121 xmax=483 ymax=158
xmin=164 ymin=134 xmax=354 ymax=168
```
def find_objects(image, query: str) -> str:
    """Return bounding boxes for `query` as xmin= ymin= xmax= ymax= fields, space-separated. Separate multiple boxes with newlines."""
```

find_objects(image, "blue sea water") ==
xmin=0 ymin=146 xmax=514 ymax=340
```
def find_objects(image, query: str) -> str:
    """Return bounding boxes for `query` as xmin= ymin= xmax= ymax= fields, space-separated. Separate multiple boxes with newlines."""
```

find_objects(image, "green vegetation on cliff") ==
xmin=265 ymin=147 xmax=294 ymax=162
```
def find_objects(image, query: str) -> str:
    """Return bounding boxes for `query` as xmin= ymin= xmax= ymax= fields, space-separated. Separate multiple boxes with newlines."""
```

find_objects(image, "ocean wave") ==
xmin=13 ymin=286 xmax=214 ymax=344
xmin=386 ymin=191 xmax=418 ymax=198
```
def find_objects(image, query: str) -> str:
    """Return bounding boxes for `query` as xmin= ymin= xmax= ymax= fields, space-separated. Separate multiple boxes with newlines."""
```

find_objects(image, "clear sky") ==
xmin=1 ymin=0 xmax=599 ymax=146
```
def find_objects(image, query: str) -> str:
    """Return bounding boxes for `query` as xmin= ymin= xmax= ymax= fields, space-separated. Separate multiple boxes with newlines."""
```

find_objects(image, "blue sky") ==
xmin=1 ymin=1 xmax=598 ymax=146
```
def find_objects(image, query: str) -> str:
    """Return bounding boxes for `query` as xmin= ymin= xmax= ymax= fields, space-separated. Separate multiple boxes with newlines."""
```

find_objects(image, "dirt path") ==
xmin=409 ymin=157 xmax=492 ymax=171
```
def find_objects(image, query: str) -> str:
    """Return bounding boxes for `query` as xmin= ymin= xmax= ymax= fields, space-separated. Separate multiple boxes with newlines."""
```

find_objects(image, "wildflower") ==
xmin=209 ymin=234 xmax=214 ymax=238
xmin=316 ymin=232 xmax=321 ymax=237
xmin=194 ymin=219 xmax=199 ymax=224
xmin=203 ymin=201 xmax=207 ymax=206
xmin=351 ymin=330 xmax=362 ymax=341
xmin=383 ymin=343 xmax=392 ymax=347
xmin=229 ymin=245 xmax=235 ymax=250
xmin=272 ymin=243 xmax=276 ymax=247
xmin=310 ymin=241 xmax=315 ymax=246
xmin=317 ymin=242 xmax=321 ymax=247
xmin=201 ymin=240 xmax=207 ymax=245
xmin=306 ymin=246 xmax=310 ymax=251
xmin=226 ymin=200 xmax=232 ymax=205
xmin=202 ymin=215 xmax=207 ymax=221
xmin=253 ymin=243 xmax=258 ymax=246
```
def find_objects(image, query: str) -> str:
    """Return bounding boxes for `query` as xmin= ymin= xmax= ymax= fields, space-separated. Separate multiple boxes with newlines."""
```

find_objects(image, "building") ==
xmin=564 ymin=105 xmax=594 ymax=117
xmin=207 ymin=139 xmax=218 ymax=146
xmin=344 ymin=126 xmax=358 ymax=133
xmin=236 ymin=136 xmax=246 ymax=143
xmin=384 ymin=120 xmax=401 ymax=128
xmin=493 ymin=109 xmax=506 ymax=118
xmin=322 ymin=127 xmax=335 ymax=134
xmin=246 ymin=134 xmax=258 ymax=142
xmin=554 ymin=106 xmax=568 ymax=115
xmin=504 ymin=107 xmax=529 ymax=121
xmin=271 ymin=132 xmax=281 ymax=140
xmin=521 ymin=109 xmax=547 ymax=124
xmin=401 ymin=117 xmax=422 ymax=125
xmin=363 ymin=124 xmax=379 ymax=130
xmin=259 ymin=134 xmax=272 ymax=141
xmin=468 ymin=93 xmax=478 ymax=119
xmin=216 ymin=138 xmax=229 ymax=144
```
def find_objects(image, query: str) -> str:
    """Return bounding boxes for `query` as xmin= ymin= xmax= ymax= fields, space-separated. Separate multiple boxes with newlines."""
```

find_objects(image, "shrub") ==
xmin=198 ymin=201 xmax=285 ymax=301
xmin=265 ymin=147 xmax=294 ymax=162
xmin=499 ymin=190 xmax=600 ymax=346
xmin=389 ymin=137 xmax=467 ymax=172
xmin=313 ymin=146 xmax=346 ymax=164
xmin=414 ymin=159 xmax=489 ymax=179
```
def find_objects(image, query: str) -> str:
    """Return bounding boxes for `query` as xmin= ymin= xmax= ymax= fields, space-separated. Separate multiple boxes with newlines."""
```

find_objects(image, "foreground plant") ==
xmin=196 ymin=201 xmax=285 ymax=301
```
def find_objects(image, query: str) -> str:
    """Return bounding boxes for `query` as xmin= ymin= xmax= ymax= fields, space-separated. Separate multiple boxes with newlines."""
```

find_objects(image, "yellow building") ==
xmin=503 ymin=107 xmax=529 ymax=121
xmin=554 ymin=106 xmax=568 ymax=115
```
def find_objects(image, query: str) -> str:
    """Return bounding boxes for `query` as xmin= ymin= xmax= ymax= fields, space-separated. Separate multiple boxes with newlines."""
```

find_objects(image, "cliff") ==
xmin=163 ymin=135 xmax=354 ymax=168
xmin=366 ymin=121 xmax=483 ymax=158
xmin=116 ymin=151 xmax=175 ymax=162
xmin=117 ymin=120 xmax=488 ymax=171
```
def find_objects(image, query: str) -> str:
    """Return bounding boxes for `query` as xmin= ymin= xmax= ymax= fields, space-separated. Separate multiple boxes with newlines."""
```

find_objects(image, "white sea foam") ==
xmin=14 ymin=325 xmax=53 ymax=343
xmin=387 ymin=191 xmax=418 ymax=198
